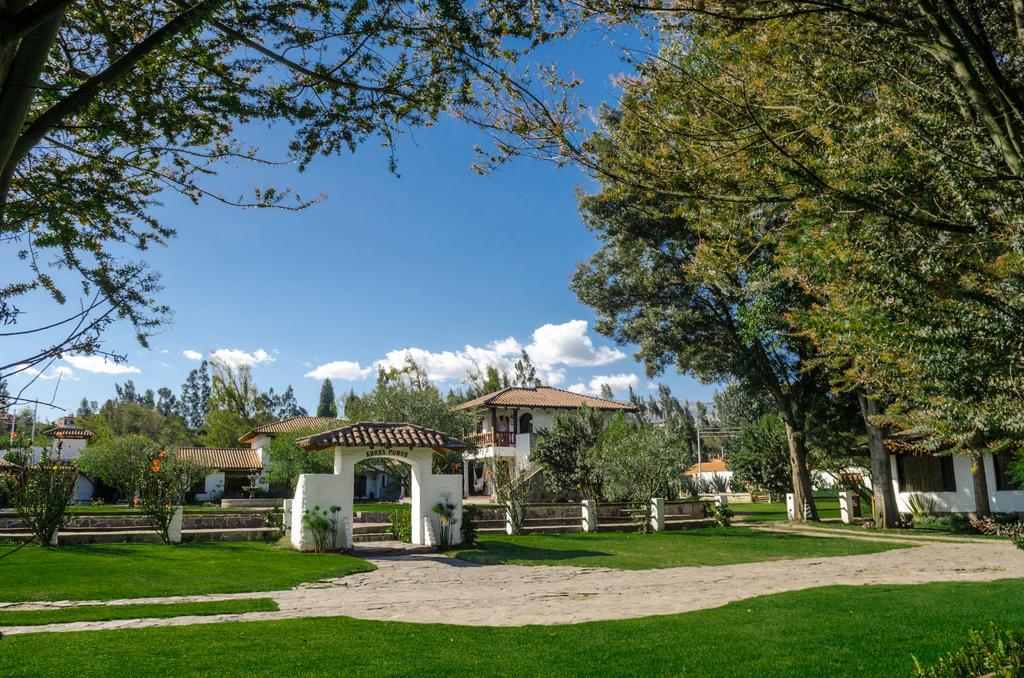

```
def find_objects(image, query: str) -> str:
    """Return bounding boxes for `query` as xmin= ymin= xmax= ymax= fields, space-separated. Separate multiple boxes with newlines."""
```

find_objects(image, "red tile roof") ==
xmin=176 ymin=448 xmax=262 ymax=471
xmin=452 ymin=386 xmax=636 ymax=412
xmin=238 ymin=416 xmax=345 ymax=443
xmin=42 ymin=426 xmax=94 ymax=439
xmin=683 ymin=459 xmax=729 ymax=476
xmin=297 ymin=423 xmax=465 ymax=451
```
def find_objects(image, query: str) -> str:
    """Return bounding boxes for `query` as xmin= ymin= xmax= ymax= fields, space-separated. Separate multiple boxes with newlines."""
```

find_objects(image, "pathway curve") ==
xmin=3 ymin=534 xmax=1022 ymax=636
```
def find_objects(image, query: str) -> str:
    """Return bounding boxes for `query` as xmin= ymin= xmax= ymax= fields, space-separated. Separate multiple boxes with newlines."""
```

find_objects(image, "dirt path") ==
xmin=3 ymin=536 xmax=1022 ymax=636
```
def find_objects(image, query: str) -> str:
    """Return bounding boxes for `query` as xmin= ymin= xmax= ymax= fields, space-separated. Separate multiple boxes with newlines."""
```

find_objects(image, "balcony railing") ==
xmin=469 ymin=431 xmax=517 ymax=448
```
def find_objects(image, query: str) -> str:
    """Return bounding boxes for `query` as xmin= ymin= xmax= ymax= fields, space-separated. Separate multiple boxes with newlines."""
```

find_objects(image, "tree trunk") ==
xmin=782 ymin=414 xmax=819 ymax=522
xmin=858 ymin=394 xmax=899 ymax=529
xmin=970 ymin=455 xmax=991 ymax=518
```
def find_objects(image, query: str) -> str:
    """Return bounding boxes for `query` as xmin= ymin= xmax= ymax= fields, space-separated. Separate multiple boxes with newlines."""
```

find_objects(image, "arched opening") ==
xmin=519 ymin=412 xmax=533 ymax=434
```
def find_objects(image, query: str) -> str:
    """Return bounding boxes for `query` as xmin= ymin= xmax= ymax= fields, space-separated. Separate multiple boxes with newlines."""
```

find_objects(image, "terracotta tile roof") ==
xmin=42 ymin=426 xmax=94 ymax=439
xmin=238 ymin=416 xmax=345 ymax=443
xmin=297 ymin=423 xmax=465 ymax=451
xmin=452 ymin=386 xmax=636 ymax=412
xmin=683 ymin=459 xmax=729 ymax=476
xmin=176 ymin=448 xmax=262 ymax=471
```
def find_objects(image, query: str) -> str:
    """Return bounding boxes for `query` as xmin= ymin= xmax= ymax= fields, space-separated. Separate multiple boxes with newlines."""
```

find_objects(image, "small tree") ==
xmin=76 ymin=435 xmax=154 ymax=503
xmin=596 ymin=426 xmax=685 ymax=533
xmin=488 ymin=459 xmax=531 ymax=535
xmin=264 ymin=429 xmax=334 ymax=488
xmin=729 ymin=415 xmax=794 ymax=501
xmin=10 ymin=446 xmax=78 ymax=546
xmin=138 ymin=449 xmax=209 ymax=543
xmin=530 ymin=406 xmax=606 ymax=500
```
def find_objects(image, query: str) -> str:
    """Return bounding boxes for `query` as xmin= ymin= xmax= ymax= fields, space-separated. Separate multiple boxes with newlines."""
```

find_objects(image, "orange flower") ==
xmin=133 ymin=498 xmax=140 ymax=506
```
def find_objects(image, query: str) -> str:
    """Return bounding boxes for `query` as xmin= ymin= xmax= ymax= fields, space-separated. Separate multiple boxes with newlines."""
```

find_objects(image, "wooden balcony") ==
xmin=469 ymin=431 xmax=517 ymax=448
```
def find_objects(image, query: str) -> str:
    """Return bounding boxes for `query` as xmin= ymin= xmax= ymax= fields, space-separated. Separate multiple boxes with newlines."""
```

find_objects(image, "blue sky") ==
xmin=5 ymin=27 xmax=722 ymax=417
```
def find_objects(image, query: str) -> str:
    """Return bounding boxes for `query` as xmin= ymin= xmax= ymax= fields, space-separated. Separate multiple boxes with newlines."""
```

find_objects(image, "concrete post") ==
xmin=786 ymin=493 xmax=796 ymax=520
xmin=282 ymin=499 xmax=292 ymax=537
xmin=49 ymin=530 xmax=59 ymax=546
xmin=650 ymin=497 xmax=665 ymax=532
xmin=168 ymin=506 xmax=184 ymax=543
xmin=581 ymin=499 xmax=597 ymax=532
xmin=839 ymin=491 xmax=855 ymax=524
xmin=505 ymin=506 xmax=515 ymax=536
xmin=718 ymin=494 xmax=729 ymax=508
xmin=423 ymin=514 xmax=437 ymax=546
xmin=335 ymin=513 xmax=352 ymax=550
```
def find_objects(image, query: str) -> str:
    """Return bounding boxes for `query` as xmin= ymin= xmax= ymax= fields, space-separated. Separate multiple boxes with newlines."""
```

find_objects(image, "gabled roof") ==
xmin=297 ymin=422 xmax=465 ymax=452
xmin=177 ymin=448 xmax=262 ymax=471
xmin=238 ymin=416 xmax=345 ymax=444
xmin=42 ymin=426 xmax=94 ymax=440
xmin=452 ymin=386 xmax=636 ymax=412
xmin=683 ymin=459 xmax=729 ymax=476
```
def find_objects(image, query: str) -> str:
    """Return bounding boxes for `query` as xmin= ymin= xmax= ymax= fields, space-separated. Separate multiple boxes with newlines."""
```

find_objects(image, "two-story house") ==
xmin=452 ymin=386 xmax=636 ymax=498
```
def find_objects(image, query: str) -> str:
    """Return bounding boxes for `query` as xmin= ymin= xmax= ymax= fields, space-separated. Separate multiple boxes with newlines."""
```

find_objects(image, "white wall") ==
xmin=195 ymin=471 xmax=225 ymax=502
xmin=892 ymin=453 xmax=1024 ymax=514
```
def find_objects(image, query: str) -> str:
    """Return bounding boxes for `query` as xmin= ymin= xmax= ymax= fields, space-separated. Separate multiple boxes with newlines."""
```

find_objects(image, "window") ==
xmin=993 ymin=452 xmax=1021 ymax=491
xmin=519 ymin=413 xmax=533 ymax=434
xmin=896 ymin=455 xmax=957 ymax=493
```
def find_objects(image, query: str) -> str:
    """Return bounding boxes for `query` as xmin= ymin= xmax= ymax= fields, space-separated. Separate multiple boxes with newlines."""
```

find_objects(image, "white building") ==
xmin=0 ymin=416 xmax=97 ymax=503
xmin=452 ymin=386 xmax=637 ymax=498
xmin=883 ymin=451 xmax=1023 ymax=515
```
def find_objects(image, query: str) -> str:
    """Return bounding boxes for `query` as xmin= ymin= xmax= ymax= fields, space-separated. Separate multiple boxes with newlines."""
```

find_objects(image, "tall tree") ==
xmin=316 ymin=379 xmax=337 ymax=418
xmin=571 ymin=104 xmax=839 ymax=520
xmin=155 ymin=387 xmax=177 ymax=417
xmin=179 ymin=360 xmax=211 ymax=432
xmin=203 ymin=362 xmax=271 ymax=448
xmin=512 ymin=350 xmax=541 ymax=387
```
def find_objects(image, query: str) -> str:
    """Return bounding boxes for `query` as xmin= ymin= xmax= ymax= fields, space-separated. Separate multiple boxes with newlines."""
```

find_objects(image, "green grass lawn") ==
xmin=731 ymin=498 xmax=872 ymax=522
xmin=2 ymin=579 xmax=1022 ymax=676
xmin=0 ymin=542 xmax=373 ymax=603
xmin=451 ymin=527 xmax=906 ymax=569
xmin=0 ymin=598 xmax=278 ymax=627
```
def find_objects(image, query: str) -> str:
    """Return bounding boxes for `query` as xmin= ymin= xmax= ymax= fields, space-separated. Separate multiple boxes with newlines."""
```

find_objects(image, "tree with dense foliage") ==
xmin=261 ymin=385 xmax=307 ymax=420
xmin=464 ymin=365 xmax=510 ymax=400
xmin=593 ymin=424 xmax=686 ymax=532
xmin=728 ymin=415 xmax=795 ymax=501
xmin=530 ymin=406 xmax=607 ymax=500
xmin=76 ymin=398 xmax=192 ymax=449
xmin=264 ymin=429 xmax=334 ymax=489
xmin=316 ymin=379 xmax=337 ymax=418
xmin=1 ymin=0 xmax=564 ymax=378
xmin=75 ymin=434 xmax=155 ymax=502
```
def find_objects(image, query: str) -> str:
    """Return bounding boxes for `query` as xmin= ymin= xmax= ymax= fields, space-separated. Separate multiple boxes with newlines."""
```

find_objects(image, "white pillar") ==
xmin=718 ymin=493 xmax=729 ymax=508
xmin=463 ymin=461 xmax=470 ymax=498
xmin=168 ymin=506 xmax=184 ymax=543
xmin=786 ymin=493 xmax=796 ymax=520
xmin=581 ymin=499 xmax=597 ymax=532
xmin=49 ymin=530 xmax=59 ymax=547
xmin=333 ymin=448 xmax=343 ymax=474
xmin=839 ymin=491 xmax=855 ymax=524
xmin=650 ymin=497 xmax=665 ymax=532
xmin=505 ymin=506 xmax=516 ymax=535
xmin=282 ymin=499 xmax=292 ymax=537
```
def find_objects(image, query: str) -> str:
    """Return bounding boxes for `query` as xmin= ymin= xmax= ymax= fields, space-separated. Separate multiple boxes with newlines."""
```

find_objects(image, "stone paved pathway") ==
xmin=3 ymin=531 xmax=1022 ymax=636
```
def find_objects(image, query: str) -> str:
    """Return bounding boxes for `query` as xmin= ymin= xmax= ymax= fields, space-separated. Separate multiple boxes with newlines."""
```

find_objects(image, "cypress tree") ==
xmin=317 ymin=379 xmax=338 ymax=418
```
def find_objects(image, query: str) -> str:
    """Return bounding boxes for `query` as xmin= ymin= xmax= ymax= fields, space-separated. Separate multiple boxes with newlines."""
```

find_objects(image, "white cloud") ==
xmin=304 ymin=361 xmax=371 ymax=381
xmin=182 ymin=350 xmax=203 ymax=361
xmin=306 ymin=319 xmax=624 ymax=386
xmin=524 ymin=320 xmax=625 ymax=369
xmin=209 ymin=348 xmax=274 ymax=368
xmin=24 ymin=365 xmax=77 ymax=381
xmin=568 ymin=373 xmax=640 ymax=398
xmin=62 ymin=354 xmax=140 ymax=375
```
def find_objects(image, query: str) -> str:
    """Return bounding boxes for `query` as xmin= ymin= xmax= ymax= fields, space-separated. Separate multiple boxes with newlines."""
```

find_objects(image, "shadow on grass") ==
xmin=456 ymin=543 xmax=612 ymax=564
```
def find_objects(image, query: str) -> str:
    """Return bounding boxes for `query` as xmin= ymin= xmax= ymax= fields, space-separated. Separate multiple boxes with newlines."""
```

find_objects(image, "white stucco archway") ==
xmin=289 ymin=423 xmax=464 ymax=550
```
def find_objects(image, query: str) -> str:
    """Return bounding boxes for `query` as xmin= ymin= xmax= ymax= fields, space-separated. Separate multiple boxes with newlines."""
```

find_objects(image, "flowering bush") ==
xmin=970 ymin=515 xmax=1024 ymax=551
xmin=138 ymin=448 xmax=208 ymax=543
xmin=9 ymin=446 xmax=78 ymax=546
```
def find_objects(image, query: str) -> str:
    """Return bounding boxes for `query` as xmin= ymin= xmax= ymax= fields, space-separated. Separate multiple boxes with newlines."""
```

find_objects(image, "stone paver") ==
xmin=2 ymin=535 xmax=1022 ymax=635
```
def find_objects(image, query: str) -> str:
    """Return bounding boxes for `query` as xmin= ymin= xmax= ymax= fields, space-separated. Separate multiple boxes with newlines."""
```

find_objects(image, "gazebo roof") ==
xmin=297 ymin=422 xmax=465 ymax=452
xmin=42 ymin=426 xmax=94 ymax=440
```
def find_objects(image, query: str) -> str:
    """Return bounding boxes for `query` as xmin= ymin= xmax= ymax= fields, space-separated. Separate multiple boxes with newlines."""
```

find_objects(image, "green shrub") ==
xmin=388 ymin=505 xmax=412 ymax=543
xmin=914 ymin=624 xmax=1024 ymax=677
xmin=704 ymin=501 xmax=734 ymax=527
xmin=461 ymin=503 xmax=480 ymax=545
